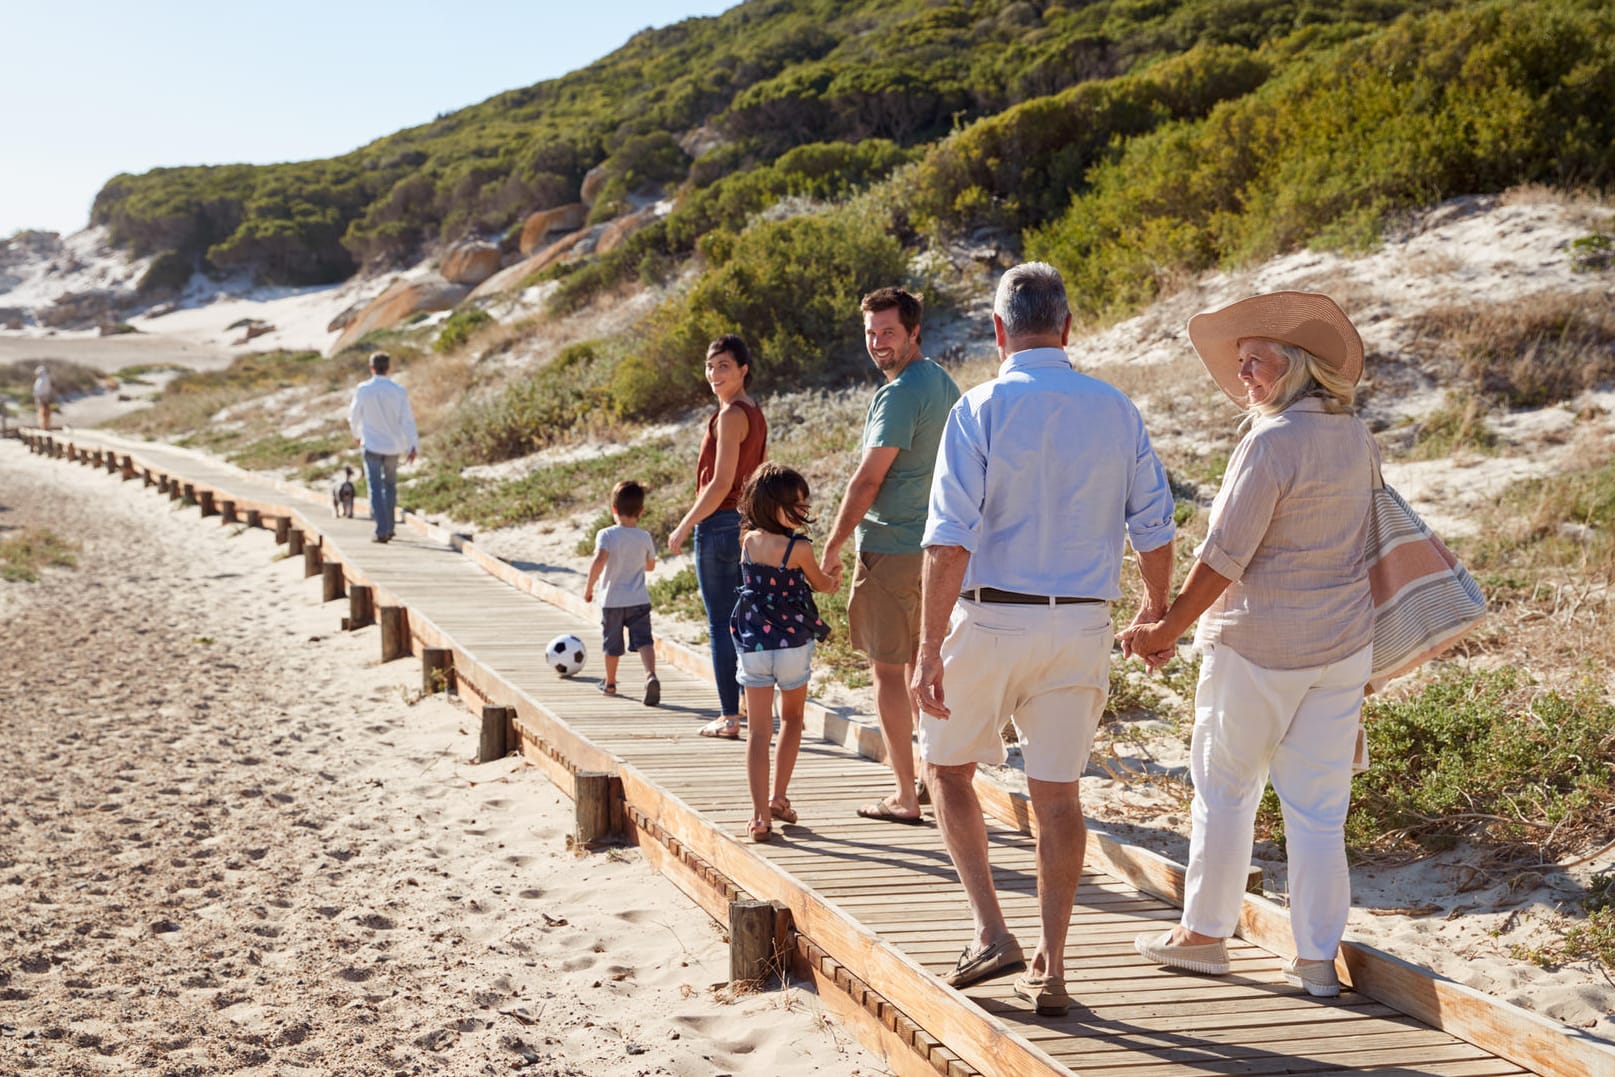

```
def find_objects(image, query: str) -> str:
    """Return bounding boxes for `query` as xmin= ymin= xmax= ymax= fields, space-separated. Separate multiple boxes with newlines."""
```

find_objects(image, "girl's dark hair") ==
xmin=739 ymin=462 xmax=813 ymax=537
xmin=706 ymin=333 xmax=753 ymax=388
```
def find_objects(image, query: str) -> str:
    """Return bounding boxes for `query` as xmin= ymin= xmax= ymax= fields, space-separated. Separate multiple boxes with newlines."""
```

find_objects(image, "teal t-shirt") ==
xmin=857 ymin=357 xmax=961 ymax=554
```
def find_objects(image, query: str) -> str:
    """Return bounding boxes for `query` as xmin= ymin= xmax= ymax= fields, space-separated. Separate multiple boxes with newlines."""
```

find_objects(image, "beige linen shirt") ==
xmin=1192 ymin=397 xmax=1374 ymax=669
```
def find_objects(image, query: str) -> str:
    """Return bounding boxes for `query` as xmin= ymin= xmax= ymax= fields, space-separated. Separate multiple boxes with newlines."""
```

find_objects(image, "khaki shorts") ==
xmin=919 ymin=598 xmax=1111 ymax=783
xmin=848 ymin=551 xmax=923 ymax=666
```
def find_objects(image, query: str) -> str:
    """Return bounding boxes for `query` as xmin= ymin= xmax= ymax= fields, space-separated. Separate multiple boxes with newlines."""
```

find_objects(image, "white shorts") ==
xmin=736 ymin=641 xmax=815 ymax=691
xmin=919 ymin=598 xmax=1111 ymax=783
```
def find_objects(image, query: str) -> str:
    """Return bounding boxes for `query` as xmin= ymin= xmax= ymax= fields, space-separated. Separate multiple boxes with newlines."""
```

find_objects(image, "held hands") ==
xmin=1116 ymin=619 xmax=1176 ymax=673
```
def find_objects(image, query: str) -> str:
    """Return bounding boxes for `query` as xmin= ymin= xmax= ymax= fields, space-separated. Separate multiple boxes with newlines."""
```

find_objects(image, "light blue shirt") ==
xmin=923 ymin=347 xmax=1176 ymax=599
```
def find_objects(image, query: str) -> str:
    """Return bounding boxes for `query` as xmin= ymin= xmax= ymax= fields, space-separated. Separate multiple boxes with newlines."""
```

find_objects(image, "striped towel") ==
xmin=1366 ymin=483 xmax=1487 ymax=690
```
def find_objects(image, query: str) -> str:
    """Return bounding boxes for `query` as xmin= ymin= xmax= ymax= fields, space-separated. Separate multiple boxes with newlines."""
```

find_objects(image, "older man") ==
xmin=347 ymin=351 xmax=418 ymax=543
xmin=913 ymin=262 xmax=1176 ymax=1017
xmin=820 ymin=287 xmax=959 ymax=824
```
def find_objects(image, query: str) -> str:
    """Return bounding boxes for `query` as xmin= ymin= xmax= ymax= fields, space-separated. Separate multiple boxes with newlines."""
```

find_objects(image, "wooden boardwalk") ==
xmin=18 ymin=428 xmax=1615 ymax=1077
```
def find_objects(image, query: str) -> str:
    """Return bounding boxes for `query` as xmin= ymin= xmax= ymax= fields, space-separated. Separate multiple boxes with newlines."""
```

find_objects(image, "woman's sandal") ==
xmin=699 ymin=717 xmax=741 ymax=739
xmin=769 ymin=797 xmax=797 ymax=824
xmin=748 ymin=818 xmax=772 ymax=843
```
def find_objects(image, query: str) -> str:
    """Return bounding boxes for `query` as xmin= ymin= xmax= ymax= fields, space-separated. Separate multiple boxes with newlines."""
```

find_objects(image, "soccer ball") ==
xmin=545 ymin=633 xmax=586 ymax=676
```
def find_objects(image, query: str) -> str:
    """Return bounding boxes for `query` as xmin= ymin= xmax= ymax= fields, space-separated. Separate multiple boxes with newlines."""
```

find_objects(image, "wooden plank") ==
xmin=619 ymin=764 xmax=1067 ymax=1077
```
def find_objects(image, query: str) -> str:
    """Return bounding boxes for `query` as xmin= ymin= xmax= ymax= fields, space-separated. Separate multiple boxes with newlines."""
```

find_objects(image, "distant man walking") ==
xmin=32 ymin=365 xmax=53 ymax=431
xmin=348 ymin=351 xmax=418 ymax=543
xmin=820 ymin=287 xmax=959 ymax=824
xmin=913 ymin=263 xmax=1176 ymax=1017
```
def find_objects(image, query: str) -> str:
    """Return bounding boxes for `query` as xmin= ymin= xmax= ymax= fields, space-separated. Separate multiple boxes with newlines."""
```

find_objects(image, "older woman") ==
xmin=668 ymin=335 xmax=768 ymax=739
xmin=1119 ymin=292 xmax=1374 ymax=998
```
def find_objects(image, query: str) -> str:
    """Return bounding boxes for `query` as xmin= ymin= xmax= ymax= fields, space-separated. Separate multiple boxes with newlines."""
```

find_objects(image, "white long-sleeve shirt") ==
xmin=348 ymin=375 xmax=418 ymax=456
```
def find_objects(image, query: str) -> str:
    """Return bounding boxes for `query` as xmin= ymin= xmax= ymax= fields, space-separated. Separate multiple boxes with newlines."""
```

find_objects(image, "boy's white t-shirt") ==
xmin=595 ymin=524 xmax=655 ymax=608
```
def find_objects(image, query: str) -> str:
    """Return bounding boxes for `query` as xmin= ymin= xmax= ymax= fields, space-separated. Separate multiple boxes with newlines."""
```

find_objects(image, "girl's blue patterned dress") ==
xmin=729 ymin=534 xmax=831 ymax=652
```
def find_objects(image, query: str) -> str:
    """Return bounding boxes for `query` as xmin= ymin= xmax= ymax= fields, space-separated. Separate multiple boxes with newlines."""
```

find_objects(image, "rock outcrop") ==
xmin=595 ymin=207 xmax=658 ymax=256
xmin=517 ymin=204 xmax=588 ymax=256
xmin=440 ymin=241 xmax=501 ymax=285
xmin=579 ymin=167 xmax=609 ymax=208
xmin=467 ymin=229 xmax=594 ymax=302
xmin=332 ymin=280 xmax=469 ymax=354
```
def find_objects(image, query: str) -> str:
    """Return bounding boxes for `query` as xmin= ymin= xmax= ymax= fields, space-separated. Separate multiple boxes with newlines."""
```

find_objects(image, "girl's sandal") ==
xmin=748 ymin=818 xmax=772 ymax=843
xmin=769 ymin=797 xmax=797 ymax=824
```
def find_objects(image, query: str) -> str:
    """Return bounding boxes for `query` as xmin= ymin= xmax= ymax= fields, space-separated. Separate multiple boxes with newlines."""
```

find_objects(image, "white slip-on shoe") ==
xmin=1284 ymin=958 xmax=1342 ymax=997
xmin=1134 ymin=930 xmax=1231 ymax=975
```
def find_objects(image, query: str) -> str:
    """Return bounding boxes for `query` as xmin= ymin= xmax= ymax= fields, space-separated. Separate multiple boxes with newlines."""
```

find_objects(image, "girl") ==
xmin=730 ymin=463 xmax=835 ymax=842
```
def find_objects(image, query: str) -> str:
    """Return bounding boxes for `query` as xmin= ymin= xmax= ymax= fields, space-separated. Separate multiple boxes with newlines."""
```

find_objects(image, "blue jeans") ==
xmin=694 ymin=509 xmax=742 ymax=717
xmin=364 ymin=450 xmax=399 ymax=538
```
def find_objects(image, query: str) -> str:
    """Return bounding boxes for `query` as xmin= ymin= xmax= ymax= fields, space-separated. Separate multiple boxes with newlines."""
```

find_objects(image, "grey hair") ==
xmin=1251 ymin=341 xmax=1357 ymax=419
xmin=994 ymin=262 xmax=1069 ymax=339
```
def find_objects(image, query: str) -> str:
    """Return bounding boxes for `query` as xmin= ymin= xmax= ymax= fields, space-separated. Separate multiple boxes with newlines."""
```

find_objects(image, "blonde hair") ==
xmin=1250 ymin=341 xmax=1357 ymax=418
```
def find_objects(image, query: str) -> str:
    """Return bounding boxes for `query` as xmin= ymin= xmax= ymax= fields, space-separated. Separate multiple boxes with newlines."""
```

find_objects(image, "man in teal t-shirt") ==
xmin=820 ymin=287 xmax=961 ymax=824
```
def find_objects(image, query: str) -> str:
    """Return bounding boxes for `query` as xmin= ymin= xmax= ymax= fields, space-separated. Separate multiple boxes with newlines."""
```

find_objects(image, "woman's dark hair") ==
xmin=706 ymin=333 xmax=753 ymax=388
xmin=739 ymin=462 xmax=813 ymax=537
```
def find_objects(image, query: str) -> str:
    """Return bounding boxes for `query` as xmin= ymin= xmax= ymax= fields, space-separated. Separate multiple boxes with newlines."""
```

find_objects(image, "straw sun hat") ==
xmin=1186 ymin=291 xmax=1364 ymax=405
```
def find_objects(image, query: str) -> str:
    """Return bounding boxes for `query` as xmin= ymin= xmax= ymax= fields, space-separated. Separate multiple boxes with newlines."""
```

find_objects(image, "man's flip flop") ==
xmin=699 ymin=718 xmax=740 ymax=739
xmin=857 ymin=800 xmax=924 ymax=825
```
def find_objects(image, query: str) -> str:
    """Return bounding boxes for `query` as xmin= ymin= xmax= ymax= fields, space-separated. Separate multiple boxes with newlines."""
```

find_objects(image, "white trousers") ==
xmin=1182 ymin=642 xmax=1372 ymax=959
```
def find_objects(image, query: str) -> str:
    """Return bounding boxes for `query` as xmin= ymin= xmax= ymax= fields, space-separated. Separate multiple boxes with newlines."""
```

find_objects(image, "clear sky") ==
xmin=1 ymin=1 xmax=735 ymax=237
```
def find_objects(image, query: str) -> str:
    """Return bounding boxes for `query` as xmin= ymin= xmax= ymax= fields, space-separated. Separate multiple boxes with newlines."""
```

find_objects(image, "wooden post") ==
xmin=143 ymin=468 xmax=155 ymax=487
xmin=287 ymin=529 xmax=304 ymax=555
xmin=168 ymin=479 xmax=181 ymax=501
xmin=348 ymin=585 xmax=374 ymax=630
xmin=729 ymin=899 xmax=779 ymax=990
xmin=198 ymin=490 xmax=217 ymax=517
xmin=379 ymin=605 xmax=408 ymax=661
xmin=321 ymin=562 xmax=345 ymax=602
xmin=478 ymin=705 xmax=511 ymax=763
xmin=244 ymin=508 xmax=261 ymax=529
xmin=421 ymin=647 xmax=453 ymax=694
xmin=303 ymin=540 xmax=321 ymax=578
xmin=574 ymin=771 xmax=616 ymax=847
xmin=274 ymin=517 xmax=290 ymax=544
xmin=120 ymin=455 xmax=135 ymax=480
xmin=103 ymin=452 xmax=117 ymax=474
xmin=181 ymin=482 xmax=195 ymax=504
xmin=219 ymin=499 xmax=238 ymax=524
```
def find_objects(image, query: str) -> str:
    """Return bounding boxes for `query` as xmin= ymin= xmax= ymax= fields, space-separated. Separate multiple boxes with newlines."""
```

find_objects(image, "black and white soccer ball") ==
xmin=545 ymin=633 xmax=586 ymax=676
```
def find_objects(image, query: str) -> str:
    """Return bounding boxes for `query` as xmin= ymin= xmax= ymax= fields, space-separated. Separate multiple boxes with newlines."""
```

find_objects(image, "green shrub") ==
xmin=1344 ymin=668 xmax=1615 ymax=861
xmin=433 ymin=308 xmax=494 ymax=354
xmin=137 ymin=249 xmax=193 ymax=296
xmin=1404 ymin=392 xmax=1499 ymax=459
xmin=438 ymin=342 xmax=607 ymax=465
xmin=612 ymin=206 xmax=905 ymax=419
xmin=1031 ymin=0 xmax=1615 ymax=321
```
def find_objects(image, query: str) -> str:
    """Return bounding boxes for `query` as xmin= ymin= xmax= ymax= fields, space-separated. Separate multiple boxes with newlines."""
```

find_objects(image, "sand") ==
xmin=0 ymin=442 xmax=880 ymax=1076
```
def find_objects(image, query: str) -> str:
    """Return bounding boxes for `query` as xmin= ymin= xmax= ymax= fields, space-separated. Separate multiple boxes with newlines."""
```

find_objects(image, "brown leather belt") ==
xmin=968 ymin=587 xmax=1104 ymax=606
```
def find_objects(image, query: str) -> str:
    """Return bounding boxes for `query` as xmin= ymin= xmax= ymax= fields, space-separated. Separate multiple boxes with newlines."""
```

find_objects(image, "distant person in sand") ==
xmin=667 ymin=335 xmax=767 ymax=739
xmin=730 ymin=463 xmax=834 ymax=842
xmin=347 ymin=351 xmax=417 ymax=544
xmin=584 ymin=480 xmax=661 ymax=706
xmin=32 ymin=365 xmax=53 ymax=430
xmin=913 ymin=262 xmax=1176 ymax=1018
xmin=818 ymin=287 xmax=959 ymax=825
xmin=1122 ymin=292 xmax=1374 ymax=1000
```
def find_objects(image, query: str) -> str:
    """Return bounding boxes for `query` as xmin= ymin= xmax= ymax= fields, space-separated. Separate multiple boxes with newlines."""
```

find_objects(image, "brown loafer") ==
xmin=1013 ymin=971 xmax=1072 ymax=1017
xmin=942 ymin=937 xmax=1024 ymax=988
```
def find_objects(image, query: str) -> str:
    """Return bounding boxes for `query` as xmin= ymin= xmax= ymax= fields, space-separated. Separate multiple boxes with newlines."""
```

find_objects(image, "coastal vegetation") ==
xmin=0 ymin=528 xmax=79 ymax=582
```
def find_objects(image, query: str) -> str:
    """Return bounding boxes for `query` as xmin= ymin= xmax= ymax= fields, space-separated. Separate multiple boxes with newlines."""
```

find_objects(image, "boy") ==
xmin=584 ymin=480 xmax=660 ymax=705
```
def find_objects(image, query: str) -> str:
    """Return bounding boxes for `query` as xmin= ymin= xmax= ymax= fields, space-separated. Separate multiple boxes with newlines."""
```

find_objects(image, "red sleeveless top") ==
xmin=696 ymin=398 xmax=767 ymax=512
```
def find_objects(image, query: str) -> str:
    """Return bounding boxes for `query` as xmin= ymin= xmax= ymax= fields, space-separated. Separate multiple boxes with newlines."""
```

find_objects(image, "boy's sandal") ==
xmin=769 ymin=797 xmax=797 ymax=824
xmin=598 ymin=683 xmax=617 ymax=696
xmin=748 ymin=818 xmax=772 ymax=842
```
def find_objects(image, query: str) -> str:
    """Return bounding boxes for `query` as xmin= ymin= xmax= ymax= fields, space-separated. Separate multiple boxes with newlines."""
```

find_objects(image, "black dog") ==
xmin=332 ymin=466 xmax=356 ymax=518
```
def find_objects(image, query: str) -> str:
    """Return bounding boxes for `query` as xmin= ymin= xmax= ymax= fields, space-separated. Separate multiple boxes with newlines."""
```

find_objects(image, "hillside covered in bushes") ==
xmin=88 ymin=0 xmax=1614 ymax=432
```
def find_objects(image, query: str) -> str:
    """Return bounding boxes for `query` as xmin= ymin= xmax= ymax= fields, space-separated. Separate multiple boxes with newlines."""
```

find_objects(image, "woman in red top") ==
xmin=669 ymin=335 xmax=768 ymax=738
